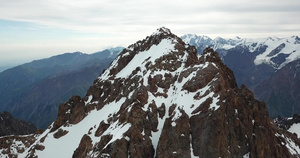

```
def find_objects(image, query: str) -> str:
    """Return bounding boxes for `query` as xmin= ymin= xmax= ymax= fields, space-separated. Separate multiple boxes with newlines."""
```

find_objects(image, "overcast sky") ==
xmin=0 ymin=0 xmax=300 ymax=66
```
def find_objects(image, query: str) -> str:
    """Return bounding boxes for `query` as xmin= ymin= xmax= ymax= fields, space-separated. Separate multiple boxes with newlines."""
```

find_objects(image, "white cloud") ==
xmin=1 ymin=0 xmax=300 ymax=35
xmin=0 ymin=0 xmax=299 ymax=66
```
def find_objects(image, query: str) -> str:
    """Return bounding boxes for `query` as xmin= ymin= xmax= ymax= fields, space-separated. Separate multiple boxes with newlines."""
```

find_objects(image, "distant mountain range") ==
xmin=0 ymin=47 xmax=123 ymax=128
xmin=0 ymin=66 xmax=14 ymax=73
xmin=181 ymin=34 xmax=300 ymax=117
xmin=181 ymin=34 xmax=300 ymax=69
xmin=253 ymin=59 xmax=300 ymax=117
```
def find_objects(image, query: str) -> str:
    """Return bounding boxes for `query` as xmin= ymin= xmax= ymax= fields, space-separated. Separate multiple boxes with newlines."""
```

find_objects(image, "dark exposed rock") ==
xmin=156 ymin=111 xmax=190 ymax=158
xmin=53 ymin=128 xmax=69 ymax=139
xmin=0 ymin=134 xmax=38 ymax=157
xmin=275 ymin=114 xmax=300 ymax=130
xmin=185 ymin=46 xmax=199 ymax=67
xmin=73 ymin=134 xmax=93 ymax=158
xmin=0 ymin=111 xmax=37 ymax=137
xmin=95 ymin=121 xmax=110 ymax=137
xmin=270 ymin=53 xmax=291 ymax=67
xmin=51 ymin=95 xmax=88 ymax=132
xmin=268 ymin=43 xmax=286 ymax=57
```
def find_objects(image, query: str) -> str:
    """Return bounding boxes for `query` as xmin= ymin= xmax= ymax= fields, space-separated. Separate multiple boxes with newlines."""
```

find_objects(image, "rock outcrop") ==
xmin=0 ymin=111 xmax=37 ymax=137
xmin=0 ymin=111 xmax=39 ymax=157
xmin=275 ymin=114 xmax=300 ymax=130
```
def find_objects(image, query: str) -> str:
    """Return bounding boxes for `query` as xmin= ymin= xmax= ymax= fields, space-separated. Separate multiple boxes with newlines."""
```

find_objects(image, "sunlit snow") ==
xmin=116 ymin=39 xmax=176 ymax=78
xmin=22 ymin=98 xmax=128 ymax=158
xmin=288 ymin=123 xmax=300 ymax=139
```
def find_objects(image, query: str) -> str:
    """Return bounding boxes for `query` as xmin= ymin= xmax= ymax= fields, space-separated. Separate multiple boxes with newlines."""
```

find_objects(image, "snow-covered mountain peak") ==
xmin=23 ymin=27 xmax=237 ymax=157
xmin=253 ymin=36 xmax=300 ymax=69
xmin=214 ymin=36 xmax=227 ymax=43
xmin=181 ymin=34 xmax=213 ymax=43
xmin=39 ymin=29 xmax=246 ymax=157
xmin=2 ymin=28 xmax=300 ymax=158
xmin=151 ymin=27 xmax=172 ymax=36
xmin=100 ymin=27 xmax=191 ymax=81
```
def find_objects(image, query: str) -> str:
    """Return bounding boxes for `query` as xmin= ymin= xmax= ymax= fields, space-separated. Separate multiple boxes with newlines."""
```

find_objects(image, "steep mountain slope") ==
xmin=254 ymin=58 xmax=300 ymax=117
xmin=0 ymin=48 xmax=122 ymax=128
xmin=2 ymin=27 xmax=300 ymax=158
xmin=0 ymin=111 xmax=37 ymax=137
xmin=0 ymin=66 xmax=13 ymax=73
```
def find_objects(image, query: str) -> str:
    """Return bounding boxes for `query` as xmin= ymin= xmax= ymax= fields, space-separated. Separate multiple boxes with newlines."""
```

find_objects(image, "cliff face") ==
xmin=0 ymin=111 xmax=37 ymax=137
xmin=1 ymin=27 xmax=300 ymax=158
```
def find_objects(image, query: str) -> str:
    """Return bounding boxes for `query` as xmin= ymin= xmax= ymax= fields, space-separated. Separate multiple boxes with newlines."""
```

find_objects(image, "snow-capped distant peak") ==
xmin=253 ymin=36 xmax=300 ymax=69
xmin=182 ymin=34 xmax=300 ymax=69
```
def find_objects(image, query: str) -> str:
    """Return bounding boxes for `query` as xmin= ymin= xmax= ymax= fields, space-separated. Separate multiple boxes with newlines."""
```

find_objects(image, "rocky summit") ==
xmin=1 ymin=27 xmax=300 ymax=158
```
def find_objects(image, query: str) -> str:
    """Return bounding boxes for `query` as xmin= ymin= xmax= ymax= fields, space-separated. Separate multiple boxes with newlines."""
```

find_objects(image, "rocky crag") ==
xmin=181 ymin=34 xmax=300 ymax=119
xmin=1 ymin=27 xmax=300 ymax=158
xmin=0 ymin=111 xmax=37 ymax=137
xmin=275 ymin=114 xmax=300 ymax=130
